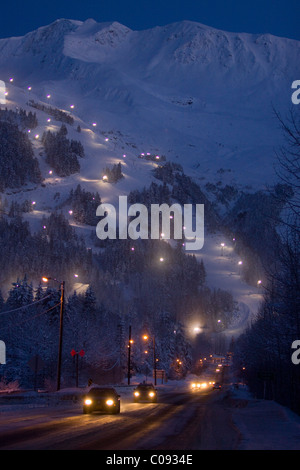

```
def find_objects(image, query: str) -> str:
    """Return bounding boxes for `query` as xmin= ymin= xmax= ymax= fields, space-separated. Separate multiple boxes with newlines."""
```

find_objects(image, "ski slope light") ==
xmin=0 ymin=80 xmax=6 ymax=104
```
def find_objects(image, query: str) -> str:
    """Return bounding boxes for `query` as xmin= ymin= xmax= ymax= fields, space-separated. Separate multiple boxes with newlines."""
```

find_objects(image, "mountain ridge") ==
xmin=0 ymin=18 xmax=299 ymax=193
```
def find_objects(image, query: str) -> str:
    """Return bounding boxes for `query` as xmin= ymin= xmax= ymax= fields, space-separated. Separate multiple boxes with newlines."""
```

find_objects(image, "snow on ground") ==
xmin=1 ymin=378 xmax=300 ymax=450
xmin=230 ymin=385 xmax=300 ymax=450
xmin=193 ymin=231 xmax=263 ymax=334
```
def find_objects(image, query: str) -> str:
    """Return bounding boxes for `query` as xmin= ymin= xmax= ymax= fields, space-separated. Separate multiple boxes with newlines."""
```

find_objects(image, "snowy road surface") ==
xmin=1 ymin=379 xmax=300 ymax=450
xmin=0 ymin=386 xmax=239 ymax=450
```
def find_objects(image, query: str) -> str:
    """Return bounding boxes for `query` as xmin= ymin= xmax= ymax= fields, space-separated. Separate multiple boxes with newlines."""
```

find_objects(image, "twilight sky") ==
xmin=0 ymin=0 xmax=298 ymax=40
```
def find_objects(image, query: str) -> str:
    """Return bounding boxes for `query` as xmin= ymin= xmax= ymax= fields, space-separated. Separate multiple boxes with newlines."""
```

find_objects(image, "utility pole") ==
xmin=57 ymin=280 xmax=65 ymax=391
xmin=153 ymin=336 xmax=157 ymax=386
xmin=127 ymin=325 xmax=132 ymax=385
xmin=42 ymin=277 xmax=65 ymax=391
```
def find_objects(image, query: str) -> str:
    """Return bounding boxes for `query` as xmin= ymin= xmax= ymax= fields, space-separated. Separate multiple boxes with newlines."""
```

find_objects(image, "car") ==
xmin=213 ymin=382 xmax=222 ymax=390
xmin=191 ymin=382 xmax=209 ymax=391
xmin=83 ymin=386 xmax=120 ymax=414
xmin=133 ymin=383 xmax=157 ymax=403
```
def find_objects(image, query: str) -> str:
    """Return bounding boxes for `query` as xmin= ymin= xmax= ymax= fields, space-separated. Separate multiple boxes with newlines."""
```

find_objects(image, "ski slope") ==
xmin=0 ymin=18 xmax=298 ymax=331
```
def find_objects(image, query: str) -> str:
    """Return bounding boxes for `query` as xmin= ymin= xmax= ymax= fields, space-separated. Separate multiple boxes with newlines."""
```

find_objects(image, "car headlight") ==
xmin=191 ymin=383 xmax=196 ymax=388
xmin=134 ymin=391 xmax=140 ymax=397
xmin=149 ymin=391 xmax=155 ymax=397
xmin=106 ymin=399 xmax=114 ymax=406
xmin=85 ymin=399 xmax=92 ymax=405
xmin=197 ymin=383 xmax=201 ymax=388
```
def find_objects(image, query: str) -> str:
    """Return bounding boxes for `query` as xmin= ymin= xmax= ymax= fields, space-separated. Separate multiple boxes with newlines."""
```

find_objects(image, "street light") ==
xmin=42 ymin=276 xmax=65 ymax=391
xmin=143 ymin=333 xmax=157 ymax=385
xmin=127 ymin=325 xmax=133 ymax=385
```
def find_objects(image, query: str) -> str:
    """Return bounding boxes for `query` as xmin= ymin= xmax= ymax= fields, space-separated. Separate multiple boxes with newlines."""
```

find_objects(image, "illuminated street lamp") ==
xmin=143 ymin=333 xmax=157 ymax=385
xmin=42 ymin=276 xmax=65 ymax=391
xmin=127 ymin=325 xmax=133 ymax=385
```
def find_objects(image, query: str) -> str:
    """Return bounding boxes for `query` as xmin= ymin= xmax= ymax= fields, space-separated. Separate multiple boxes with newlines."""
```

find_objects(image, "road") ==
xmin=0 ymin=386 xmax=240 ymax=450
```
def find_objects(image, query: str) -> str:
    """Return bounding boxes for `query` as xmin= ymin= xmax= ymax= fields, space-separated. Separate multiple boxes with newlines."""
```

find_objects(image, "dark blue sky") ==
xmin=0 ymin=0 xmax=299 ymax=40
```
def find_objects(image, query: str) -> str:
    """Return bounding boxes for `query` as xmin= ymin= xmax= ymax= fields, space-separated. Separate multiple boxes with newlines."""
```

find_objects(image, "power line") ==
xmin=0 ymin=302 xmax=61 ymax=331
xmin=0 ymin=294 xmax=52 ymax=316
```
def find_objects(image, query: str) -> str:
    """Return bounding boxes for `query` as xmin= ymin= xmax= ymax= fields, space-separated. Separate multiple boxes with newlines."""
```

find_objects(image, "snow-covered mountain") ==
xmin=0 ymin=19 xmax=299 ymax=331
xmin=0 ymin=18 xmax=299 ymax=193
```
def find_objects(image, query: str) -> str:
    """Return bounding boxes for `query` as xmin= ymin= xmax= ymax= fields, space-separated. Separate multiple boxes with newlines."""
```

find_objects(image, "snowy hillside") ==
xmin=0 ymin=18 xmax=299 ymax=190
xmin=0 ymin=18 xmax=298 ymax=332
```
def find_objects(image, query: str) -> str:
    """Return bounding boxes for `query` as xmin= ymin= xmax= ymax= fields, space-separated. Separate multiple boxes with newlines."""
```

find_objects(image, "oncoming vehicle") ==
xmin=191 ymin=382 xmax=210 ymax=391
xmin=83 ymin=386 xmax=120 ymax=414
xmin=133 ymin=383 xmax=157 ymax=403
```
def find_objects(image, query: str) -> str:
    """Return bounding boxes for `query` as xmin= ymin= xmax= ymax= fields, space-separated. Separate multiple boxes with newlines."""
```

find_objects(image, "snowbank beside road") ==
xmin=229 ymin=385 xmax=300 ymax=450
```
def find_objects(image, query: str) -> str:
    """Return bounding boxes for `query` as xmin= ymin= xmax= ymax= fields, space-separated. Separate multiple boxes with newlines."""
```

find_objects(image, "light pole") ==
xmin=143 ymin=334 xmax=157 ymax=385
xmin=42 ymin=276 xmax=65 ymax=391
xmin=127 ymin=326 xmax=133 ymax=385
